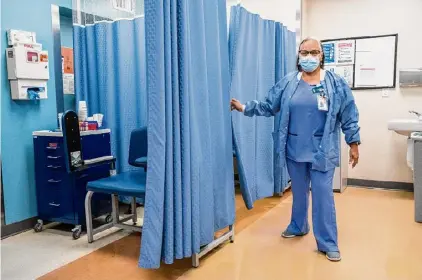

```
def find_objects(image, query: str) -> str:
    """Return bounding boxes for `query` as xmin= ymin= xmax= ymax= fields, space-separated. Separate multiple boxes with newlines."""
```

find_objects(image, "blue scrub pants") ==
xmin=286 ymin=158 xmax=339 ymax=253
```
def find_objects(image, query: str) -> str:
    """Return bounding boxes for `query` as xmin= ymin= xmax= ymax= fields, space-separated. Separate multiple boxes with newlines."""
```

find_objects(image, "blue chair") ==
xmin=61 ymin=111 xmax=143 ymax=242
xmin=84 ymin=129 xmax=147 ymax=243
xmin=85 ymin=171 xmax=145 ymax=243
xmin=128 ymin=127 xmax=147 ymax=170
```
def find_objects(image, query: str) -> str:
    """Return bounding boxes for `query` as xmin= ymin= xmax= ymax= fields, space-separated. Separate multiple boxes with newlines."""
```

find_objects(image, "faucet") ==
xmin=409 ymin=110 xmax=422 ymax=120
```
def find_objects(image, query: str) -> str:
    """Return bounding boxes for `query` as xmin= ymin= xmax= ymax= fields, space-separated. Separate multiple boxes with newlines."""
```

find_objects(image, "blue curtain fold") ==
xmin=274 ymin=23 xmax=296 ymax=194
xmin=140 ymin=0 xmax=235 ymax=269
xmin=229 ymin=5 xmax=296 ymax=208
xmin=73 ymin=18 xmax=147 ymax=203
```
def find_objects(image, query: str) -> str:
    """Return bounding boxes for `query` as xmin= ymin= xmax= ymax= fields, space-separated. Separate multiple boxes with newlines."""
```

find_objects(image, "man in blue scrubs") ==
xmin=231 ymin=38 xmax=361 ymax=262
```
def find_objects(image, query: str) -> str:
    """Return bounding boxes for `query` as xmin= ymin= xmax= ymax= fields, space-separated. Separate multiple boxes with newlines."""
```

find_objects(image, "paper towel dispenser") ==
xmin=6 ymin=30 xmax=49 ymax=100
xmin=399 ymin=68 xmax=422 ymax=88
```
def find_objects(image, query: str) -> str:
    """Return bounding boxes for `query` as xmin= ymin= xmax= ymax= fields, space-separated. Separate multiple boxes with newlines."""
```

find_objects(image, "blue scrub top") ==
xmin=287 ymin=79 xmax=327 ymax=163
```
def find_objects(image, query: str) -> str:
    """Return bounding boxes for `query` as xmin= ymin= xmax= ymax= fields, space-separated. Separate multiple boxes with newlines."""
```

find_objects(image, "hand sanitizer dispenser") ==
xmin=6 ymin=30 xmax=49 ymax=100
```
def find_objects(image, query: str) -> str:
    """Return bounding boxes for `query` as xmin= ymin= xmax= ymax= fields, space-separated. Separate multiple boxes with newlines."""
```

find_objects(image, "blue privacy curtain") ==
xmin=229 ymin=5 xmax=296 ymax=208
xmin=140 ymin=0 xmax=235 ymax=268
xmin=274 ymin=23 xmax=297 ymax=193
xmin=73 ymin=18 xmax=147 ymax=177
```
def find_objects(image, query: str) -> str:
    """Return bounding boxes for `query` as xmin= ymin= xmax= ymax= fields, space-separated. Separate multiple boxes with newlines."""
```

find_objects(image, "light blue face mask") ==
xmin=299 ymin=56 xmax=320 ymax=73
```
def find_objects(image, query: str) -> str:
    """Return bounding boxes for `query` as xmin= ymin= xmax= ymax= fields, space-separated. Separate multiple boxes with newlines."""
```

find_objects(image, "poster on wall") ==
xmin=326 ymin=65 xmax=354 ymax=87
xmin=336 ymin=40 xmax=355 ymax=65
xmin=322 ymin=42 xmax=335 ymax=64
xmin=61 ymin=47 xmax=74 ymax=95
xmin=322 ymin=40 xmax=355 ymax=65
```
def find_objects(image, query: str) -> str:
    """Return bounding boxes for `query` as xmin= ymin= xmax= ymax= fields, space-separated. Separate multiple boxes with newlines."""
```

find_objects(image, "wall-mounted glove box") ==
xmin=10 ymin=80 xmax=47 ymax=100
xmin=7 ymin=29 xmax=36 ymax=46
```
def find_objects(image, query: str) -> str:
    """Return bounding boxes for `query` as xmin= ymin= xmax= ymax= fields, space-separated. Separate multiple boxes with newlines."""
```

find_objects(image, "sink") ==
xmin=388 ymin=119 xmax=422 ymax=136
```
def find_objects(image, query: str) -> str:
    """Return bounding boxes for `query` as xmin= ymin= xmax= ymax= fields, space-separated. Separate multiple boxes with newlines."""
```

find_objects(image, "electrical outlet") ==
xmin=382 ymin=89 xmax=390 ymax=98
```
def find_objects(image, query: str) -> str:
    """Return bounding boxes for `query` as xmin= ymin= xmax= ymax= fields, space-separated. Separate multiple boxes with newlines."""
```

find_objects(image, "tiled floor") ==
xmin=2 ymin=187 xmax=422 ymax=280
xmin=179 ymin=188 xmax=422 ymax=280
xmin=1 ymin=208 xmax=145 ymax=280
xmin=38 ymin=191 xmax=283 ymax=280
xmin=36 ymin=187 xmax=422 ymax=280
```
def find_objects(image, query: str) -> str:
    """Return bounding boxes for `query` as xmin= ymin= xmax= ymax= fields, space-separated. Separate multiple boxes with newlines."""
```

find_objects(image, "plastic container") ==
xmin=78 ymin=101 xmax=88 ymax=122
xmin=87 ymin=121 xmax=98 ymax=131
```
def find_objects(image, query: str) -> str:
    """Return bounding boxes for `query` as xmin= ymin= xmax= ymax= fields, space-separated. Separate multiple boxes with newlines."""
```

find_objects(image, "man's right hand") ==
xmin=231 ymin=98 xmax=244 ymax=112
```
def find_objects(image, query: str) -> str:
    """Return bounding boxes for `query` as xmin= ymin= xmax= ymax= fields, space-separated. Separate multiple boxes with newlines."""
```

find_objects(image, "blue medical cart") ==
xmin=32 ymin=129 xmax=113 ymax=239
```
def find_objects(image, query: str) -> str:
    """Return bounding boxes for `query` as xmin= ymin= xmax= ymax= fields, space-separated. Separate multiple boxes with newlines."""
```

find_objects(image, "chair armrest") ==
xmin=73 ymin=156 xmax=116 ymax=172
xmin=84 ymin=156 xmax=115 ymax=165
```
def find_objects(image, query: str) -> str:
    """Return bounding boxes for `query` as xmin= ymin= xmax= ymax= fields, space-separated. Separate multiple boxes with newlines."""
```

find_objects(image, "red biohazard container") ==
xmin=87 ymin=121 xmax=98 ymax=130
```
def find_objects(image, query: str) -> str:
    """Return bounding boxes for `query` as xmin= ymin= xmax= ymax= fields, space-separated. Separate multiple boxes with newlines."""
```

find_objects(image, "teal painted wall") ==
xmin=1 ymin=0 xmax=72 ymax=224
xmin=60 ymin=13 xmax=76 ymax=112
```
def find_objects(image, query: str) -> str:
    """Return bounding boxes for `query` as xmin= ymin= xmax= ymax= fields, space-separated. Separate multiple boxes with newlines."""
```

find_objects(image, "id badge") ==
xmin=312 ymin=85 xmax=328 ymax=111
xmin=317 ymin=94 xmax=328 ymax=111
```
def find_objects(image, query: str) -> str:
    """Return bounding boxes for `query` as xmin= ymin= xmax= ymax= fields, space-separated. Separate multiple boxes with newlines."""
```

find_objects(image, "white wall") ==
xmin=303 ymin=0 xmax=422 ymax=183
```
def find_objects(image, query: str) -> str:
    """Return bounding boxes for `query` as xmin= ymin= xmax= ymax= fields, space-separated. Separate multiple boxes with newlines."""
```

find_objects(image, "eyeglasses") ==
xmin=299 ymin=50 xmax=321 ymax=56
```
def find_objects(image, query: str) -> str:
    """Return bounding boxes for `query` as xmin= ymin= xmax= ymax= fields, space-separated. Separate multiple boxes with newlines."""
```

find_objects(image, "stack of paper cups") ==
xmin=78 ymin=101 xmax=88 ymax=121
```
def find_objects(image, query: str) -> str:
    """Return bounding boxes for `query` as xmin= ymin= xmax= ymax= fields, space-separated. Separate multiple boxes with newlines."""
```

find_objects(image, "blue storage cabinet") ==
xmin=33 ymin=129 xmax=113 ymax=239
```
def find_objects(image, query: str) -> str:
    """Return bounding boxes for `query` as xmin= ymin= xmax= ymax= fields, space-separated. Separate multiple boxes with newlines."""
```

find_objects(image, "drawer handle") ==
xmin=48 ymin=179 xmax=62 ymax=183
xmin=47 ymin=165 xmax=62 ymax=169
xmin=49 ymin=203 xmax=61 ymax=207
xmin=46 ymin=146 xmax=60 ymax=150
xmin=47 ymin=156 xmax=62 ymax=159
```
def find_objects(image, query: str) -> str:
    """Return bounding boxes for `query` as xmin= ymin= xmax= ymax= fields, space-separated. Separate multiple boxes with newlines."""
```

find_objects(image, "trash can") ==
xmin=412 ymin=132 xmax=422 ymax=222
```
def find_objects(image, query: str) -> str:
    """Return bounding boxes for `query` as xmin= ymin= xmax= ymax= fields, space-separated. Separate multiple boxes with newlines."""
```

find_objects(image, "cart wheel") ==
xmin=105 ymin=214 xmax=113 ymax=224
xmin=33 ymin=221 xmax=43 ymax=233
xmin=72 ymin=227 xmax=82 ymax=240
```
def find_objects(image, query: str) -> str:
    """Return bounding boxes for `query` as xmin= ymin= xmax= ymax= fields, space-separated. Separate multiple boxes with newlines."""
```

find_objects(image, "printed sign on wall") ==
xmin=336 ymin=40 xmax=355 ymax=64
xmin=61 ymin=47 xmax=74 ymax=95
xmin=322 ymin=42 xmax=335 ymax=64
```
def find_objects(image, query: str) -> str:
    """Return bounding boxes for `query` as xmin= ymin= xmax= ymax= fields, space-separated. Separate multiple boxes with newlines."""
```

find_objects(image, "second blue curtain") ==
xmin=73 ymin=18 xmax=147 ymax=204
xmin=73 ymin=18 xmax=147 ymax=174
xmin=229 ymin=5 xmax=297 ymax=209
xmin=274 ymin=23 xmax=296 ymax=193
